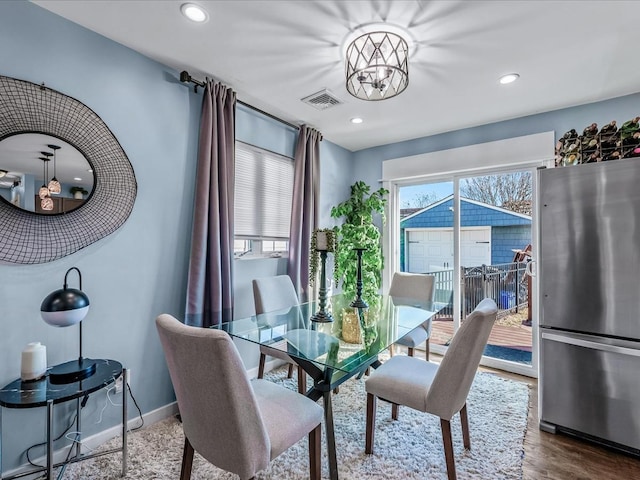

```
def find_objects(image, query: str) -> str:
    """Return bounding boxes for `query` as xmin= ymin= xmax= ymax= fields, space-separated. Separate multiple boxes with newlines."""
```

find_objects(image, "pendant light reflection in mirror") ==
xmin=0 ymin=133 xmax=95 ymax=215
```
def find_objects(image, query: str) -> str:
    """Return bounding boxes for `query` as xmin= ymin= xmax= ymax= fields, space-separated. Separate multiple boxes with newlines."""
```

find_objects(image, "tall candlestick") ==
xmin=311 ymin=251 xmax=333 ymax=322
xmin=350 ymin=248 xmax=368 ymax=309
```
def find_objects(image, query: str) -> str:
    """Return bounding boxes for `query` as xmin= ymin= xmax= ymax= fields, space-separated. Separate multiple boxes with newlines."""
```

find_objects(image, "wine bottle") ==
xmin=582 ymin=122 xmax=598 ymax=138
xmin=620 ymin=117 xmax=640 ymax=139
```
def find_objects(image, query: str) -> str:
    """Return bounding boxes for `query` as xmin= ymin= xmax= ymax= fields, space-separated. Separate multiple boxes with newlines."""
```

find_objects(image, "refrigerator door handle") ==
xmin=542 ymin=332 xmax=640 ymax=357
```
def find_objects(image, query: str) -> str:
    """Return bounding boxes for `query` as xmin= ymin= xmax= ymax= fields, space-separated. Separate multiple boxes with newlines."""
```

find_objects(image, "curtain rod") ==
xmin=179 ymin=70 xmax=300 ymax=131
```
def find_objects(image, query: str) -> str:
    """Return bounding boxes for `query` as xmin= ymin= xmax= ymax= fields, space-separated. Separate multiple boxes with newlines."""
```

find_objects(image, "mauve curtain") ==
xmin=185 ymin=80 xmax=236 ymax=327
xmin=287 ymin=125 xmax=322 ymax=302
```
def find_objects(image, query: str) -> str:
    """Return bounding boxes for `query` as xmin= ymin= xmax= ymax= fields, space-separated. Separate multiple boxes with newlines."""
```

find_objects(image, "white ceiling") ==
xmin=32 ymin=0 xmax=640 ymax=152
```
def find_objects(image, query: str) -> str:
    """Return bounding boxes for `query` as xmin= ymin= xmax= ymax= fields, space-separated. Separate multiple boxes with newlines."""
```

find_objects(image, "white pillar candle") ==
xmin=21 ymin=342 xmax=47 ymax=381
xmin=316 ymin=231 xmax=328 ymax=251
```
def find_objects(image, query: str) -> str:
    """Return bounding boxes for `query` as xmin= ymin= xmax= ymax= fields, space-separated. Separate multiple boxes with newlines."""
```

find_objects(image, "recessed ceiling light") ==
xmin=351 ymin=117 xmax=363 ymax=124
xmin=499 ymin=73 xmax=520 ymax=85
xmin=74 ymin=177 xmax=82 ymax=181
xmin=181 ymin=3 xmax=208 ymax=23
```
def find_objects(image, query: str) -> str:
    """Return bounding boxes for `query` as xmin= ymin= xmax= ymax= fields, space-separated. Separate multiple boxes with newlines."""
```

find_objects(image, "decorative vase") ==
xmin=341 ymin=308 xmax=361 ymax=343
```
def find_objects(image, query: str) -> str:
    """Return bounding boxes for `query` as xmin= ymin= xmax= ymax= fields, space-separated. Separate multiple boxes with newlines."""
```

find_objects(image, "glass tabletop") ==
xmin=0 ymin=359 xmax=122 ymax=408
xmin=215 ymin=295 xmax=446 ymax=374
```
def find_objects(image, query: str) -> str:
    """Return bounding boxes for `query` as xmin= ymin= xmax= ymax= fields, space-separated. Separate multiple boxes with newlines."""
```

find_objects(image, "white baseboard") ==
xmin=1 ymin=401 xmax=178 ymax=480
xmin=245 ymin=357 xmax=286 ymax=378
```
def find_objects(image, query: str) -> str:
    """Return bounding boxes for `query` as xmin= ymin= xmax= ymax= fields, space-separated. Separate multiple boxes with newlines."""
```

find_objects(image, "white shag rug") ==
xmin=64 ymin=365 xmax=529 ymax=479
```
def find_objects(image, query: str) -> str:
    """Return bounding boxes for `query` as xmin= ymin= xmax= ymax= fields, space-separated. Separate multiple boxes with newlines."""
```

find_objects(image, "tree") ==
xmin=401 ymin=192 xmax=438 ymax=208
xmin=460 ymin=172 xmax=532 ymax=214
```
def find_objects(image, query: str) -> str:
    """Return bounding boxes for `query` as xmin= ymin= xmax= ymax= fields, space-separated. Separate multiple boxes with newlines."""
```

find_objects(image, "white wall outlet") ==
xmin=114 ymin=373 xmax=124 ymax=394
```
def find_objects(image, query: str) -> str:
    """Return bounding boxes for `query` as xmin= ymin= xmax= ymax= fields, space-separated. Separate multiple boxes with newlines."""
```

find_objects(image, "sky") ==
xmin=399 ymin=181 xmax=453 ymax=208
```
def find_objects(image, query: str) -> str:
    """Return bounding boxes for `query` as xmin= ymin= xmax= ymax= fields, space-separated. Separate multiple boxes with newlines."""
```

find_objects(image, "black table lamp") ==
xmin=40 ymin=267 xmax=96 ymax=384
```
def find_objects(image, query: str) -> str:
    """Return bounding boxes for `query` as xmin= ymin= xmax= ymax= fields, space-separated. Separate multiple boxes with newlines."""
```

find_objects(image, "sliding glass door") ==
xmin=396 ymin=167 xmax=536 ymax=376
xmin=399 ymin=181 xmax=454 ymax=348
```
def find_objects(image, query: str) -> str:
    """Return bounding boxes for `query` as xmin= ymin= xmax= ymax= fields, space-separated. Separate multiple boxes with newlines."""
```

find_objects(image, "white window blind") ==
xmin=235 ymin=141 xmax=294 ymax=240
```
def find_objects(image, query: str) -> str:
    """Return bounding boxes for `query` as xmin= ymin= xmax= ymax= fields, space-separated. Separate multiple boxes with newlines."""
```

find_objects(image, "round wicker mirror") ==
xmin=0 ymin=75 xmax=137 ymax=264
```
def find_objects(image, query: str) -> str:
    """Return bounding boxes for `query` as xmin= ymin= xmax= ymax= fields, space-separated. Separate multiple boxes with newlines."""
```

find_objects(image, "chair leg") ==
xmin=287 ymin=363 xmax=294 ymax=378
xmin=408 ymin=347 xmax=415 ymax=357
xmin=389 ymin=344 xmax=394 ymax=357
xmin=297 ymin=366 xmax=307 ymax=394
xmin=391 ymin=403 xmax=399 ymax=420
xmin=460 ymin=403 xmax=471 ymax=449
xmin=425 ymin=339 xmax=430 ymax=361
xmin=258 ymin=353 xmax=266 ymax=379
xmin=309 ymin=424 xmax=322 ymax=480
xmin=365 ymin=393 xmax=377 ymax=454
xmin=180 ymin=437 xmax=195 ymax=480
xmin=440 ymin=418 xmax=457 ymax=480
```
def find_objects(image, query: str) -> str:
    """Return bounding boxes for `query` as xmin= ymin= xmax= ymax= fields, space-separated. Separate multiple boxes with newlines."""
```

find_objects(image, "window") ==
xmin=234 ymin=141 xmax=294 ymax=257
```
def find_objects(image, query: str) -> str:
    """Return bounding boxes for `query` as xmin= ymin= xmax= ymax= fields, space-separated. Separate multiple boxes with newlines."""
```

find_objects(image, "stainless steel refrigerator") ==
xmin=539 ymin=158 xmax=640 ymax=455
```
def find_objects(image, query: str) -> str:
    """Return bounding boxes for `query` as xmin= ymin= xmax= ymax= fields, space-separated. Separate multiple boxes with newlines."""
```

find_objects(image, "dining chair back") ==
xmin=365 ymin=298 xmax=498 ymax=480
xmin=253 ymin=275 xmax=306 ymax=393
xmin=156 ymin=314 xmax=323 ymax=480
xmin=389 ymin=272 xmax=436 ymax=359
xmin=253 ymin=274 xmax=299 ymax=314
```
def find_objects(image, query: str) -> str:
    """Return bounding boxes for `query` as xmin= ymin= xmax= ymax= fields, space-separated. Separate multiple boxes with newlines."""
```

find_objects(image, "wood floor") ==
xmin=488 ymin=368 xmax=640 ymax=479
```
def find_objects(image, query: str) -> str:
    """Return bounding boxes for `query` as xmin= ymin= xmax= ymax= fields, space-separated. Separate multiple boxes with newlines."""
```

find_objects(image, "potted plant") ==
xmin=69 ymin=186 xmax=89 ymax=199
xmin=331 ymin=181 xmax=388 ymax=304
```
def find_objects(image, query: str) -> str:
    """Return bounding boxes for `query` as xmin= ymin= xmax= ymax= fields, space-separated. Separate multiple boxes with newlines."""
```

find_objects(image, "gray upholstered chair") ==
xmin=389 ymin=272 xmax=436 ymax=360
xmin=365 ymin=298 xmax=498 ymax=480
xmin=156 ymin=314 xmax=323 ymax=480
xmin=253 ymin=275 xmax=307 ymax=394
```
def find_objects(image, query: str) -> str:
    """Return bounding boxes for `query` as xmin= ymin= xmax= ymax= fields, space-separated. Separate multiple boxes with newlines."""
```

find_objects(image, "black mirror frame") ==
xmin=0 ymin=75 xmax=137 ymax=264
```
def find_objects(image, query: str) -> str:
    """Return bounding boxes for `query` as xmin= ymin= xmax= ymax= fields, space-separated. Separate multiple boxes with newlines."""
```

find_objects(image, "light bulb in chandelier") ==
xmin=46 ymin=144 xmax=61 ymax=194
xmin=38 ymin=185 xmax=50 ymax=199
xmin=41 ymin=196 xmax=54 ymax=211
xmin=38 ymin=156 xmax=51 ymax=199
xmin=345 ymin=30 xmax=409 ymax=101
xmin=47 ymin=178 xmax=61 ymax=195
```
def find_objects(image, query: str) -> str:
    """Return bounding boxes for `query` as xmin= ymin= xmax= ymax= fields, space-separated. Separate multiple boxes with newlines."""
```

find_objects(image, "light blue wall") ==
xmin=353 ymin=92 xmax=640 ymax=178
xmin=0 ymin=1 xmax=200 ymax=471
xmin=0 ymin=1 xmax=353 ymax=472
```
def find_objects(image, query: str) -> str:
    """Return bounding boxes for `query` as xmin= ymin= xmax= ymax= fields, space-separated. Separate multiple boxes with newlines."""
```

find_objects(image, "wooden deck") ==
xmin=431 ymin=319 xmax=532 ymax=351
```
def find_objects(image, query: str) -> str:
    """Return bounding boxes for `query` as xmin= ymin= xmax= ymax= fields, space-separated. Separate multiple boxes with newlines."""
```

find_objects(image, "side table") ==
xmin=0 ymin=359 xmax=127 ymax=480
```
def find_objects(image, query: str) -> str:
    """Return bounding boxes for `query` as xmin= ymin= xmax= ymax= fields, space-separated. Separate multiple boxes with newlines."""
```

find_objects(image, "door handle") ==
xmin=525 ymin=260 xmax=536 ymax=277
xmin=542 ymin=332 xmax=640 ymax=357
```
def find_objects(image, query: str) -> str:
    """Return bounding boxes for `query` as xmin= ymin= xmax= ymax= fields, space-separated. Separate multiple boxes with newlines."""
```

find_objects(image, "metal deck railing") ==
xmin=423 ymin=261 xmax=529 ymax=320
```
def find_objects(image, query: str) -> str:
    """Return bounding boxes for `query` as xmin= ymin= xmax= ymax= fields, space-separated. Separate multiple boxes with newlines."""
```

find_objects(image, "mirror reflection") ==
xmin=0 ymin=133 xmax=95 ymax=214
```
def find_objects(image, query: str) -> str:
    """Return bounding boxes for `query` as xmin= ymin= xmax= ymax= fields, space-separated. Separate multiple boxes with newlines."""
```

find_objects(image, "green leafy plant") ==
xmin=330 ymin=181 xmax=388 ymax=303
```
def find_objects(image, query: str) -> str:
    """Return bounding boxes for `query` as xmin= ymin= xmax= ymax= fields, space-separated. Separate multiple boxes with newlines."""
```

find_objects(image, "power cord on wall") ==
xmin=127 ymin=381 xmax=144 ymax=431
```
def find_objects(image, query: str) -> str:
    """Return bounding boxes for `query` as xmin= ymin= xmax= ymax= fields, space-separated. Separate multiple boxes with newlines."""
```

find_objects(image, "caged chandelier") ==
xmin=345 ymin=30 xmax=409 ymax=101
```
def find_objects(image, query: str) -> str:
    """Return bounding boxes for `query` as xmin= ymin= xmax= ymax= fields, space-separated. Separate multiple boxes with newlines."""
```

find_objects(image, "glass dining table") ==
xmin=214 ymin=294 xmax=445 ymax=480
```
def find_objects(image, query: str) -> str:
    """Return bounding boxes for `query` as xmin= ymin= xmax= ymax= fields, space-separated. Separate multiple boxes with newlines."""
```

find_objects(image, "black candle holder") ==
xmin=311 ymin=250 xmax=334 ymax=323
xmin=350 ymin=248 xmax=368 ymax=309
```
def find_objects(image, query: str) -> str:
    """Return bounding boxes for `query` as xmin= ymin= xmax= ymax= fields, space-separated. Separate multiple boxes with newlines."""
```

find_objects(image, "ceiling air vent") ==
xmin=301 ymin=89 xmax=343 ymax=111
